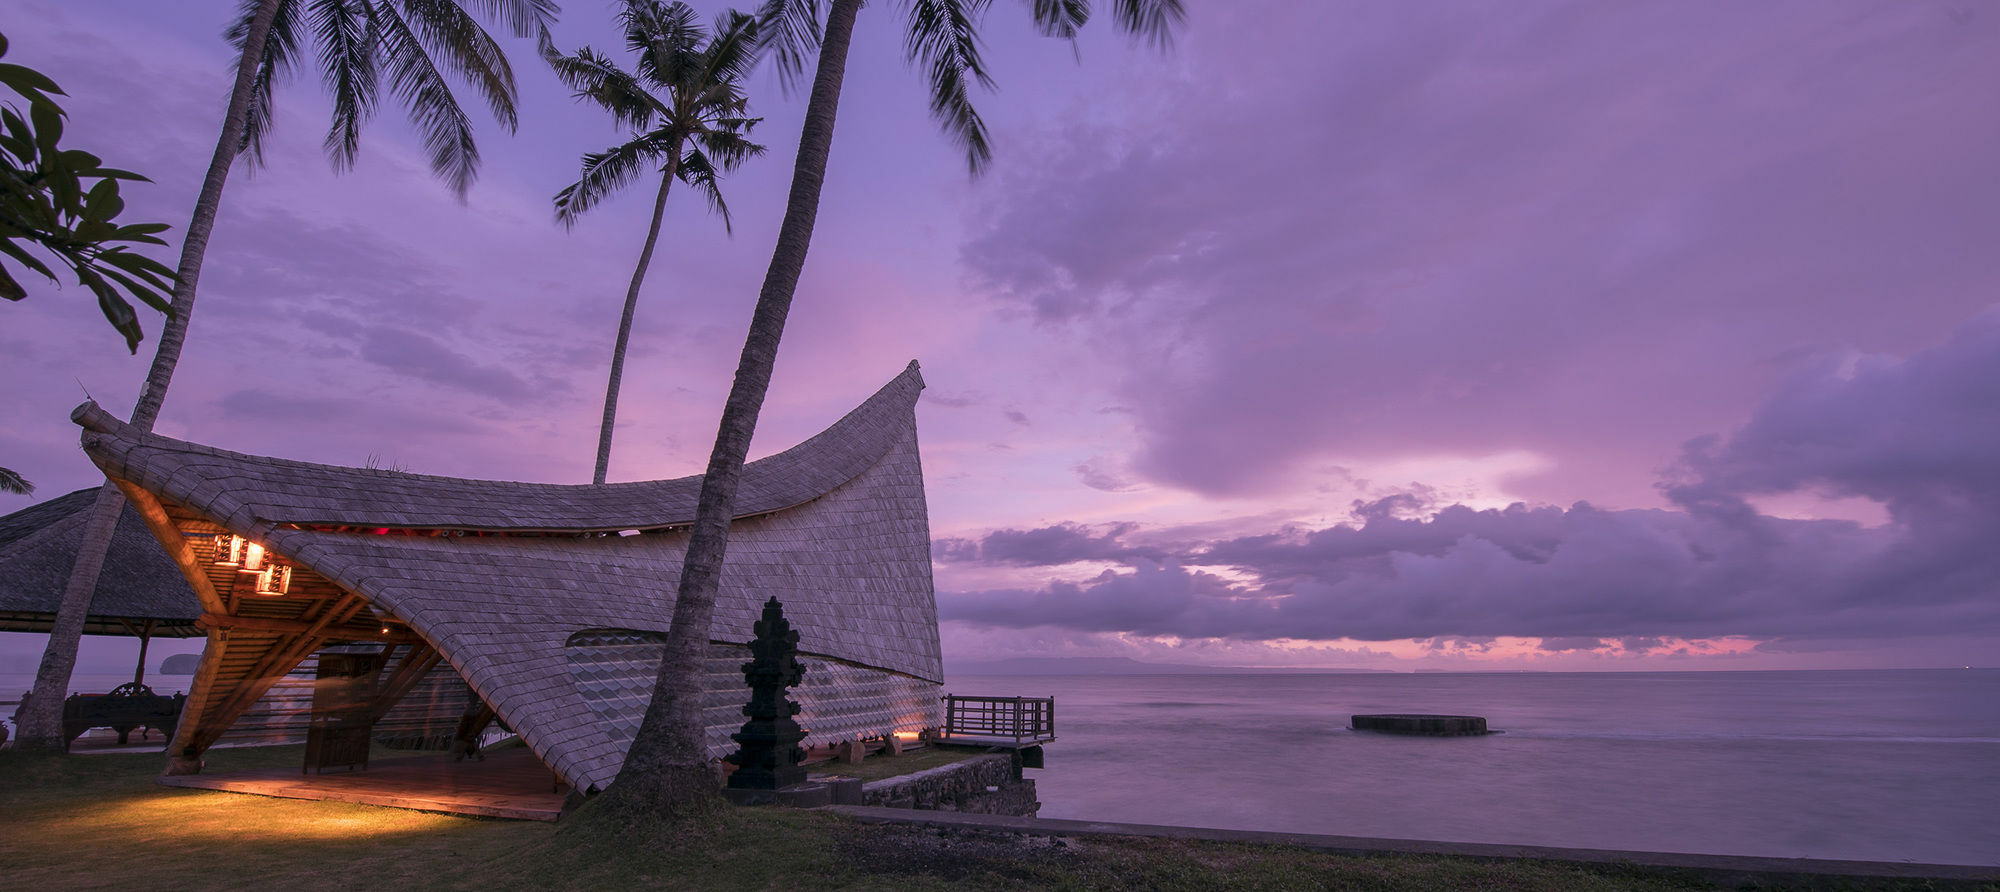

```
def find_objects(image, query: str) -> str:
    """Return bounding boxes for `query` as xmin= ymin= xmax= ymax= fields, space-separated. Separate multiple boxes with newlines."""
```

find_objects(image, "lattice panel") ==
xmin=212 ymin=651 xmax=472 ymax=747
xmin=566 ymin=633 xmax=942 ymax=759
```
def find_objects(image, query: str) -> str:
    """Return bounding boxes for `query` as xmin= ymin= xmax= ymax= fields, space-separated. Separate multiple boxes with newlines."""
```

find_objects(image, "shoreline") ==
xmin=832 ymin=805 xmax=2000 ymax=885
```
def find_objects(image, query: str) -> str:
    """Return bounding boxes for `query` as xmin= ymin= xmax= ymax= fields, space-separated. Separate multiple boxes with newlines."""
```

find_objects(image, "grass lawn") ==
xmin=0 ymin=746 xmax=1976 ymax=890
xmin=806 ymin=743 xmax=979 ymax=781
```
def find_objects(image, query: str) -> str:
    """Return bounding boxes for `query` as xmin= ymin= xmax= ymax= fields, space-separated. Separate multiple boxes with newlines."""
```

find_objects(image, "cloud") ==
xmin=1537 ymin=636 xmax=1609 ymax=653
xmin=1073 ymin=456 xmax=1143 ymax=492
xmin=962 ymin=1 xmax=2000 ymax=502
xmin=352 ymin=325 xmax=534 ymax=399
xmin=937 ymin=521 xmax=1159 ymax=566
xmin=215 ymin=389 xmax=483 ymax=435
xmin=940 ymin=310 xmax=2000 ymax=650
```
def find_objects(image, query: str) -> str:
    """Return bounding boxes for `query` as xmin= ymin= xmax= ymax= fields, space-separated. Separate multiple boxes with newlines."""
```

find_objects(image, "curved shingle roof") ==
xmin=73 ymin=361 xmax=925 ymax=533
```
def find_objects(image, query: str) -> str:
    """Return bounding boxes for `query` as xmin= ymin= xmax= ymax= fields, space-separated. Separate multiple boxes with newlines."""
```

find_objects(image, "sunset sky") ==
xmin=5 ymin=0 xmax=1997 ymax=675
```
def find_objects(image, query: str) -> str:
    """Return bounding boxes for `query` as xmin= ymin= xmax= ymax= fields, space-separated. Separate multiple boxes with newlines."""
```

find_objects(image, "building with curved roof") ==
xmin=73 ymin=362 xmax=942 ymax=792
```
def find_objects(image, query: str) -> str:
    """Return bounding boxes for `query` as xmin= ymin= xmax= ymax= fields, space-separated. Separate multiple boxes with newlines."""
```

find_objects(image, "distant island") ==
xmin=160 ymin=653 xmax=200 ymax=675
xmin=944 ymin=656 xmax=1395 ymax=676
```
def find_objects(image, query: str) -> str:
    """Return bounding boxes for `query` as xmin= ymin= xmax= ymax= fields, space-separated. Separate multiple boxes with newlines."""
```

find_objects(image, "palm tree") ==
xmin=13 ymin=0 xmax=559 ymax=755
xmin=602 ymin=0 xmax=1184 ymax=816
xmin=545 ymin=1 xmax=765 ymax=486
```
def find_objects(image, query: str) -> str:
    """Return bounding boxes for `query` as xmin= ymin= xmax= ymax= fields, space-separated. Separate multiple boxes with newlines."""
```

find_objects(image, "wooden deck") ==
xmin=156 ymin=746 xmax=570 ymax=821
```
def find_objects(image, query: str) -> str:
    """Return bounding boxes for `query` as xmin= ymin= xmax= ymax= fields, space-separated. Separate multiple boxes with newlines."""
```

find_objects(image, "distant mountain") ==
xmin=160 ymin=653 xmax=200 ymax=675
xmin=944 ymin=656 xmax=1395 ymax=676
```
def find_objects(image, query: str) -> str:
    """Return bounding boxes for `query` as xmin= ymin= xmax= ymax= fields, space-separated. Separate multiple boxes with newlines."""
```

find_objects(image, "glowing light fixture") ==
xmin=242 ymin=542 xmax=266 ymax=572
xmin=252 ymin=564 xmax=291 ymax=596
xmin=217 ymin=535 xmax=247 ymax=567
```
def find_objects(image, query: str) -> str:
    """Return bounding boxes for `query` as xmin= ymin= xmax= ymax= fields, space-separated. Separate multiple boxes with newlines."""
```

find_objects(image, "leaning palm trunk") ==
xmin=13 ymin=0 xmax=284 ymax=752
xmin=592 ymin=154 xmax=681 ymax=485
xmin=602 ymin=0 xmax=861 ymax=814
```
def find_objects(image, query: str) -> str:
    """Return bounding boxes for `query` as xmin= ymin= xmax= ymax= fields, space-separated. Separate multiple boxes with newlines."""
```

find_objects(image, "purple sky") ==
xmin=5 ymin=0 xmax=1997 ymax=675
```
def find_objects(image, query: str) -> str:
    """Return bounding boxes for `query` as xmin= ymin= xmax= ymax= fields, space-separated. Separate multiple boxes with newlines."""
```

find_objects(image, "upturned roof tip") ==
xmin=72 ymin=400 xmax=119 ymax=434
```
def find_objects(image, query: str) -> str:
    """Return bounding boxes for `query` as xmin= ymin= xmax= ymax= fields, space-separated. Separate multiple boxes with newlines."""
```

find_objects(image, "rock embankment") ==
xmin=860 ymin=753 xmax=1038 ymax=816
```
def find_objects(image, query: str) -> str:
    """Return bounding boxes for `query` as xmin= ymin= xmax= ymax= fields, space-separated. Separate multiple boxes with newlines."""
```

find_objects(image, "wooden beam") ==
xmin=368 ymin=643 xmax=442 ymax=724
xmin=108 ymin=478 xmax=230 ymax=615
xmin=196 ymin=612 xmax=415 ymax=641
xmin=163 ymin=628 xmax=229 ymax=770
xmin=190 ymin=593 xmax=370 ymax=753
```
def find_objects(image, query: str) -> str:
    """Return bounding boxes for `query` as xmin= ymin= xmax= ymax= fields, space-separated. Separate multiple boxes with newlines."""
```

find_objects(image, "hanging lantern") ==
xmin=217 ymin=535 xmax=247 ymax=567
xmin=241 ymin=542 xmax=266 ymax=573
xmin=253 ymin=564 xmax=291 ymax=596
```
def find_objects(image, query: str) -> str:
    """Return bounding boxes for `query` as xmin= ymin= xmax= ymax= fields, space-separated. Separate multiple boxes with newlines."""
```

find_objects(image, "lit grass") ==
xmin=807 ymin=743 xmax=981 ymax=782
xmin=0 ymin=747 xmax=1982 ymax=890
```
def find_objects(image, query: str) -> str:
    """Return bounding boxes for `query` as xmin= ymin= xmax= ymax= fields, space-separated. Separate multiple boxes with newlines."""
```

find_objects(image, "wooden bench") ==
xmin=62 ymin=683 xmax=185 ymax=745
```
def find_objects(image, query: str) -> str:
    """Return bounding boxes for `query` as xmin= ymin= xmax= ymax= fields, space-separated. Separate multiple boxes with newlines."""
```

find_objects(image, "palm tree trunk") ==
xmin=592 ymin=153 xmax=681 ymax=485
xmin=12 ymin=0 xmax=284 ymax=753
xmin=602 ymin=0 xmax=861 ymax=815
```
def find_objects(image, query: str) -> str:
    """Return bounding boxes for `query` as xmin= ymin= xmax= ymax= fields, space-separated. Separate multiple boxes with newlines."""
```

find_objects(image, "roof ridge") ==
xmin=74 ymin=361 xmax=927 ymax=533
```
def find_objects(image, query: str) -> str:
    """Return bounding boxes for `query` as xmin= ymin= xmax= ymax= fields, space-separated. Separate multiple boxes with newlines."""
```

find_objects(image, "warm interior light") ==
xmin=252 ymin=564 xmax=290 ymax=595
xmin=217 ymin=535 xmax=246 ymax=567
xmin=241 ymin=543 xmax=266 ymax=572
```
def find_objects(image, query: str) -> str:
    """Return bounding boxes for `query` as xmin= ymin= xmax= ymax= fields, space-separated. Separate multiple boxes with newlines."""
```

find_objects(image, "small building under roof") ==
xmin=73 ymin=363 xmax=943 ymax=792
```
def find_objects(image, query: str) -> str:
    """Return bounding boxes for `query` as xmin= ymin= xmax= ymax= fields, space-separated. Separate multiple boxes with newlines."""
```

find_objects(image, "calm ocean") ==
xmin=8 ymin=668 xmax=1993 ymax=864
xmin=944 ymin=669 xmax=2000 ymax=865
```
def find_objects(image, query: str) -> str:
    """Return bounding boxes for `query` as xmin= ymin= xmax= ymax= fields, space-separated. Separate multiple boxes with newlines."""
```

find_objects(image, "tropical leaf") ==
xmin=1111 ymin=0 xmax=1185 ymax=49
xmin=311 ymin=0 xmax=379 ymax=168
xmin=400 ymin=0 xmax=521 ymax=132
xmin=0 ymin=466 xmax=32 ymax=496
xmin=230 ymin=0 xmax=306 ymax=166
xmin=545 ymin=45 xmax=662 ymax=129
xmin=906 ymin=0 xmax=995 ymax=173
xmin=554 ymin=140 xmax=657 ymax=225
xmin=751 ymin=0 xmax=822 ymax=91
xmin=374 ymin=1 xmax=482 ymax=194
xmin=1027 ymin=0 xmax=1089 ymax=39
xmin=0 ymin=28 xmax=178 ymax=350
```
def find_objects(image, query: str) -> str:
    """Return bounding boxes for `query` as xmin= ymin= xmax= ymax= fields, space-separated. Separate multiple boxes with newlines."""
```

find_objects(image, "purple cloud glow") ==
xmin=4 ymin=0 xmax=1997 ymax=673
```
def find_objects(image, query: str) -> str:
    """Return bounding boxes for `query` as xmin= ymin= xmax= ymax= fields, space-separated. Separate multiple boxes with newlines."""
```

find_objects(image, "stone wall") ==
xmin=860 ymin=753 xmax=1039 ymax=817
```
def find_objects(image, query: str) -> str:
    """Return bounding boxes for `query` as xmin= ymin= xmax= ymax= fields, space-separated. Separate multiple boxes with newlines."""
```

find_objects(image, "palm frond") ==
xmin=700 ymin=8 xmax=763 ymax=90
xmin=905 ymin=0 xmax=995 ymax=173
xmin=544 ymin=45 xmax=662 ymax=129
xmin=674 ymin=147 xmax=732 ymax=233
xmin=392 ymin=0 xmax=520 ymax=132
xmin=445 ymin=0 xmax=559 ymax=38
xmin=751 ymin=0 xmax=822 ymax=93
xmin=373 ymin=1 xmax=481 ymax=194
xmin=692 ymin=124 xmax=764 ymax=173
xmin=310 ymin=0 xmax=378 ymax=169
xmin=1026 ymin=0 xmax=1088 ymax=39
xmin=228 ymin=0 xmax=306 ymax=166
xmin=0 ymin=466 xmax=32 ymax=496
xmin=554 ymin=135 xmax=669 ymax=226
xmin=1111 ymin=0 xmax=1184 ymax=49
xmin=624 ymin=0 xmax=704 ymax=89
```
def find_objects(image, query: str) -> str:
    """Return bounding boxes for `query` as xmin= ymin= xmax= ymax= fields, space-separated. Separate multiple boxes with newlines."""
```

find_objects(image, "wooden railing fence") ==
xmin=941 ymin=694 xmax=1054 ymax=742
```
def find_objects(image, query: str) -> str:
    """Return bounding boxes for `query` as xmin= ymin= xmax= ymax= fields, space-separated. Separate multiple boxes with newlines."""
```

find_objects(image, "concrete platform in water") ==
xmin=1350 ymin=714 xmax=1493 ymax=736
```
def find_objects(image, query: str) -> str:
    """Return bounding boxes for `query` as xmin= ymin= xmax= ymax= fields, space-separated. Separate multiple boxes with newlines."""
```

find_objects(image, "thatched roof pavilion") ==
xmin=0 ymin=488 xmax=203 ymax=641
xmin=74 ymin=362 xmax=943 ymax=792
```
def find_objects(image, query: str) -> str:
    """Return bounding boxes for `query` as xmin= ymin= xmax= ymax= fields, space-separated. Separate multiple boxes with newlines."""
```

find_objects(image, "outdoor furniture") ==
xmin=61 ymin=682 xmax=184 ymax=745
xmin=303 ymin=715 xmax=373 ymax=773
